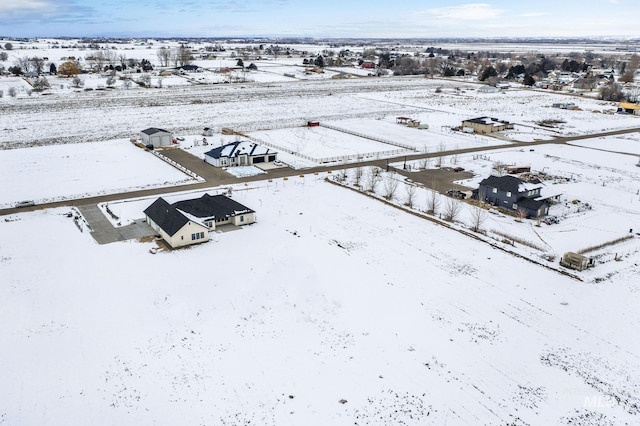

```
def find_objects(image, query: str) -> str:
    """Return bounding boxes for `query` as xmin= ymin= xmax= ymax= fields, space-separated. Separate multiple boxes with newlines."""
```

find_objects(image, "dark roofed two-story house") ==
xmin=144 ymin=194 xmax=255 ymax=248
xmin=474 ymin=175 xmax=549 ymax=218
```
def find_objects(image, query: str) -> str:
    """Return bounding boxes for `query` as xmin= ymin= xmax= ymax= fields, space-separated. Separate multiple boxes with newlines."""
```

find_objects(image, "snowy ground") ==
xmin=248 ymin=126 xmax=409 ymax=163
xmin=0 ymin=139 xmax=194 ymax=208
xmin=394 ymin=141 xmax=640 ymax=265
xmin=2 ymin=178 xmax=639 ymax=425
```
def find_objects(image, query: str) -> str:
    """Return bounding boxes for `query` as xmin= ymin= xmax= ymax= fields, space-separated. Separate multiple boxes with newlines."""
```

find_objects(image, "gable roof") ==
xmin=172 ymin=194 xmax=254 ymax=219
xmin=517 ymin=197 xmax=548 ymax=211
xmin=204 ymin=141 xmax=275 ymax=159
xmin=479 ymin=175 xmax=543 ymax=194
xmin=143 ymin=197 xmax=191 ymax=237
xmin=141 ymin=127 xmax=171 ymax=135
xmin=463 ymin=116 xmax=510 ymax=126
xmin=144 ymin=194 xmax=254 ymax=236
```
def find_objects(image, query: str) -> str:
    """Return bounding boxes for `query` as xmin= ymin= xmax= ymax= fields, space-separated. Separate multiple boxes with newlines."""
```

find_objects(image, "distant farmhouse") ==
xmin=204 ymin=141 xmax=277 ymax=167
xmin=474 ymin=175 xmax=550 ymax=218
xmin=140 ymin=128 xmax=174 ymax=148
xmin=461 ymin=117 xmax=514 ymax=134
xmin=144 ymin=194 xmax=255 ymax=248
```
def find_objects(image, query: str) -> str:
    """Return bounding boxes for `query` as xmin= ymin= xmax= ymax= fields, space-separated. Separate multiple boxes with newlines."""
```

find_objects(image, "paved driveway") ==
xmin=77 ymin=205 xmax=156 ymax=245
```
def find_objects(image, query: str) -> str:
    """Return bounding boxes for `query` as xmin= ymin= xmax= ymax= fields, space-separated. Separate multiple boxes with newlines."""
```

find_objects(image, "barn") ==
xmin=140 ymin=128 xmax=173 ymax=148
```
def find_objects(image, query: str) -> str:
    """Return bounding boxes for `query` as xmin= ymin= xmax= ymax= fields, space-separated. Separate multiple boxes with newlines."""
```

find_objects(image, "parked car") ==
xmin=453 ymin=166 xmax=465 ymax=172
xmin=446 ymin=189 xmax=466 ymax=199
xmin=15 ymin=200 xmax=35 ymax=208
xmin=273 ymin=160 xmax=284 ymax=166
xmin=543 ymin=216 xmax=560 ymax=225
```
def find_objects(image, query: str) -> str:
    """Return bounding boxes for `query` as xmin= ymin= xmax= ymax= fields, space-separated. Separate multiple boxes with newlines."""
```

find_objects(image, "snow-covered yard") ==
xmin=0 ymin=139 xmax=194 ymax=208
xmin=248 ymin=126 xmax=409 ymax=163
xmin=2 ymin=178 xmax=639 ymax=425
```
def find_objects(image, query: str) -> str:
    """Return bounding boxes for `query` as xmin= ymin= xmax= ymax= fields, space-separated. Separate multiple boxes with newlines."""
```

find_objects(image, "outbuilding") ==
xmin=140 ymin=128 xmax=173 ymax=148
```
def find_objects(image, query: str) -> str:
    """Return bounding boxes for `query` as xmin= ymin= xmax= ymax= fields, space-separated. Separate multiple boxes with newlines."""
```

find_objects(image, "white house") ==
xmin=140 ymin=128 xmax=174 ymax=148
xmin=144 ymin=194 xmax=255 ymax=249
xmin=204 ymin=141 xmax=277 ymax=167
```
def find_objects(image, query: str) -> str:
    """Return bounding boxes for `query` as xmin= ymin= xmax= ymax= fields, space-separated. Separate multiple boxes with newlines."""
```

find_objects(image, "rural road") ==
xmin=1 ymin=126 xmax=638 ymax=217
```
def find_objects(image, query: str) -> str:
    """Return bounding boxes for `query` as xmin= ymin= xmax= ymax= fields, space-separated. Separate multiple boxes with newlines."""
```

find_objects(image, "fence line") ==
xmin=151 ymin=150 xmax=205 ymax=181
xmin=319 ymin=123 xmax=418 ymax=151
xmin=239 ymin=133 xmax=408 ymax=165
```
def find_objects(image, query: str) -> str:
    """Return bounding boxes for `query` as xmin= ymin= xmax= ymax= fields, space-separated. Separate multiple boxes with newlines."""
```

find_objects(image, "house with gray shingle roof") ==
xmin=204 ymin=141 xmax=277 ymax=167
xmin=474 ymin=175 xmax=549 ymax=218
xmin=144 ymin=194 xmax=255 ymax=248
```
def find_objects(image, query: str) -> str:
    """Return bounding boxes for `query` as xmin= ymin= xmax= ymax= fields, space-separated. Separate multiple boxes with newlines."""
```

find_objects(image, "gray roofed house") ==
xmin=144 ymin=194 xmax=255 ymax=248
xmin=204 ymin=141 xmax=277 ymax=167
xmin=474 ymin=175 xmax=549 ymax=218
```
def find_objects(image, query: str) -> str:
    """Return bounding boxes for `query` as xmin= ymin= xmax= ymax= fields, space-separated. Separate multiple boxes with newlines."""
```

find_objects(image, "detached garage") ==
xmin=140 ymin=128 xmax=173 ymax=148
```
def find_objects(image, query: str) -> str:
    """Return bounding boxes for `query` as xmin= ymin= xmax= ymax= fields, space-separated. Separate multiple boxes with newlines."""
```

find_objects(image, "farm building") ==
xmin=140 ymin=128 xmax=173 ymax=148
xmin=619 ymin=102 xmax=640 ymax=116
xmin=474 ymin=175 xmax=549 ymax=218
xmin=144 ymin=194 xmax=255 ymax=249
xmin=461 ymin=117 xmax=514 ymax=134
xmin=560 ymin=252 xmax=594 ymax=271
xmin=204 ymin=141 xmax=277 ymax=167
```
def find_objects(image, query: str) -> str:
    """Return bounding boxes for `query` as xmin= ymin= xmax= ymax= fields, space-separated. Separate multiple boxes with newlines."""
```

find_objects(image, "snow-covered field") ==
xmin=2 ymin=178 xmax=640 ymax=425
xmin=248 ymin=126 xmax=408 ymax=163
xmin=2 ymin=38 xmax=640 ymax=426
xmin=0 ymin=139 xmax=194 ymax=208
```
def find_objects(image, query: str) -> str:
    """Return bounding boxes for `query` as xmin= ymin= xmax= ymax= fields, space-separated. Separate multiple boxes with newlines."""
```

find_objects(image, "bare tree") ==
xmin=157 ymin=47 xmax=171 ymax=67
xmin=32 ymin=76 xmax=50 ymax=91
xmin=470 ymin=207 xmax=488 ymax=232
xmin=425 ymin=189 xmax=440 ymax=214
xmin=435 ymin=142 xmax=446 ymax=168
xmin=8 ymin=87 xmax=17 ymax=97
xmin=383 ymin=175 xmax=399 ymax=200
xmin=517 ymin=206 xmax=528 ymax=222
xmin=71 ymin=76 xmax=84 ymax=88
xmin=106 ymin=75 xmax=116 ymax=87
xmin=405 ymin=184 xmax=417 ymax=208
xmin=444 ymin=198 xmax=463 ymax=221
xmin=122 ymin=78 xmax=132 ymax=90
xmin=156 ymin=77 xmax=163 ymax=88
xmin=353 ymin=167 xmax=363 ymax=187
xmin=0 ymin=52 xmax=8 ymax=61
xmin=365 ymin=166 xmax=381 ymax=192
xmin=29 ymin=57 xmax=46 ymax=75
xmin=173 ymin=45 xmax=192 ymax=67
xmin=139 ymin=74 xmax=151 ymax=87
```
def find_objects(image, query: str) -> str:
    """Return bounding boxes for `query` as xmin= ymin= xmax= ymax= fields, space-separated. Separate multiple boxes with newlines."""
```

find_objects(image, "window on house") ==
xmin=512 ymin=203 xmax=518 ymax=209
xmin=492 ymin=188 xmax=497 ymax=193
xmin=240 ymin=215 xmax=244 ymax=222
xmin=200 ymin=232 xmax=204 ymax=239
xmin=506 ymin=191 xmax=511 ymax=198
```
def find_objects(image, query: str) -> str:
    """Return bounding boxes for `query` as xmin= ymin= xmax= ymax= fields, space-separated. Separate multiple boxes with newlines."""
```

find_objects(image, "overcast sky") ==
xmin=0 ymin=0 xmax=637 ymax=38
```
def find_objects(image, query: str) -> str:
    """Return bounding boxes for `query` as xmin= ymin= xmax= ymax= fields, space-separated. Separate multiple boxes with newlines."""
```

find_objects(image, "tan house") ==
xmin=461 ymin=117 xmax=514 ymax=134
xmin=144 ymin=194 xmax=255 ymax=248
